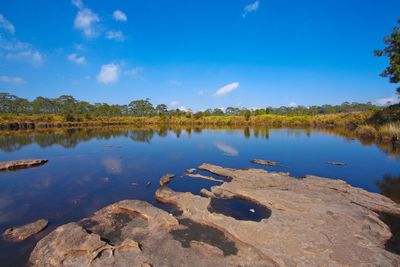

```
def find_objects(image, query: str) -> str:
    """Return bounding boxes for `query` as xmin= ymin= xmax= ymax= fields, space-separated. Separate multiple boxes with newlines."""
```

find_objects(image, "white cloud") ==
xmin=71 ymin=0 xmax=84 ymax=9
xmin=74 ymin=8 xmax=100 ymax=38
xmin=168 ymin=80 xmax=183 ymax=86
xmin=214 ymin=142 xmax=239 ymax=156
xmin=124 ymin=67 xmax=144 ymax=79
xmin=213 ymin=82 xmax=240 ymax=96
xmin=0 ymin=75 xmax=26 ymax=85
xmin=243 ymin=0 xmax=259 ymax=18
xmin=0 ymin=18 xmax=43 ymax=66
xmin=169 ymin=101 xmax=179 ymax=108
xmin=0 ymin=14 xmax=15 ymax=34
xmin=376 ymin=96 xmax=400 ymax=106
xmin=288 ymin=102 xmax=298 ymax=107
xmin=179 ymin=106 xmax=189 ymax=112
xmin=106 ymin=30 xmax=125 ymax=41
xmin=67 ymin=53 xmax=86 ymax=64
xmin=97 ymin=63 xmax=120 ymax=84
xmin=197 ymin=90 xmax=204 ymax=96
xmin=113 ymin=10 xmax=127 ymax=22
xmin=4 ymin=49 xmax=43 ymax=65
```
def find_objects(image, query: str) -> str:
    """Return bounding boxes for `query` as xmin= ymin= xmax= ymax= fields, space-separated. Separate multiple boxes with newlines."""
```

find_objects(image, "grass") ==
xmin=355 ymin=125 xmax=378 ymax=139
xmin=0 ymin=111 xmax=399 ymax=144
xmin=378 ymin=123 xmax=400 ymax=142
xmin=0 ymin=112 xmax=373 ymax=128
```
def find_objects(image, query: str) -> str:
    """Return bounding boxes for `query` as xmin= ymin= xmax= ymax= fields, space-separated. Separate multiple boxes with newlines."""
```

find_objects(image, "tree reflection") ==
xmin=0 ymin=126 xmax=399 ymax=159
xmin=376 ymin=175 xmax=400 ymax=204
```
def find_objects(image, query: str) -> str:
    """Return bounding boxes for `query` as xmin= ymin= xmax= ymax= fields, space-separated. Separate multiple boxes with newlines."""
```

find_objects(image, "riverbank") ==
xmin=0 ymin=112 xmax=370 ymax=128
xmin=1 ymin=112 xmax=399 ymax=143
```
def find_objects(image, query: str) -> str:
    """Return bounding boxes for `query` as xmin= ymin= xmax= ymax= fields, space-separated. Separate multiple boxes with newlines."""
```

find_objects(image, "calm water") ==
xmin=0 ymin=126 xmax=400 ymax=266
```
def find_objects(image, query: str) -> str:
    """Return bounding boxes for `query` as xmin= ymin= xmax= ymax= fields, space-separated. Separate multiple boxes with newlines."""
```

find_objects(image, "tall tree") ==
xmin=375 ymin=18 xmax=400 ymax=94
xmin=128 ymin=98 xmax=154 ymax=117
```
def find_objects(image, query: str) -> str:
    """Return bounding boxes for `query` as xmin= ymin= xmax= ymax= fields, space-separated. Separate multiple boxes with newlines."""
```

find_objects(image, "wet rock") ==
xmin=250 ymin=159 xmax=280 ymax=166
xmin=186 ymin=173 xmax=224 ymax=182
xmin=0 ymin=159 xmax=48 ymax=171
xmin=30 ymin=200 xmax=272 ymax=266
xmin=159 ymin=174 xmax=175 ymax=186
xmin=325 ymin=161 xmax=346 ymax=166
xmin=155 ymin=163 xmax=400 ymax=266
xmin=199 ymin=189 xmax=214 ymax=198
xmin=3 ymin=219 xmax=48 ymax=241
xmin=186 ymin=168 xmax=197 ymax=174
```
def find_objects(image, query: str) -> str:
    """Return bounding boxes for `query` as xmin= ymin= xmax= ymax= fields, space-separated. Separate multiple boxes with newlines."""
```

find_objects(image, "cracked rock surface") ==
xmin=30 ymin=164 xmax=400 ymax=266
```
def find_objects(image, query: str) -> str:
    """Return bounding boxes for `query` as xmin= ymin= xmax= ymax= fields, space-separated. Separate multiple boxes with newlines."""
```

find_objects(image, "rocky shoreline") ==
xmin=28 ymin=164 xmax=400 ymax=266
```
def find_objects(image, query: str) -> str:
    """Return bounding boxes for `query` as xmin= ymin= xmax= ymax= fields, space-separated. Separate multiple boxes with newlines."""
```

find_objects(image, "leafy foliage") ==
xmin=0 ymin=92 xmax=379 ymax=118
xmin=375 ymin=18 xmax=400 ymax=93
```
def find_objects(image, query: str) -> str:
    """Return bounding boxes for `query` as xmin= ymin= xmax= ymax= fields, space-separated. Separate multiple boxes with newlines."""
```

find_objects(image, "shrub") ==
xmin=355 ymin=125 xmax=378 ymax=139
xmin=378 ymin=123 xmax=400 ymax=142
xmin=367 ymin=104 xmax=400 ymax=124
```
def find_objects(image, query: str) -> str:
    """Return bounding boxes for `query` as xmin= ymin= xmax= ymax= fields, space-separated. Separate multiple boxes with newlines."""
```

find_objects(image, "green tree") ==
xmin=155 ymin=104 xmax=168 ymax=116
xmin=243 ymin=110 xmax=251 ymax=121
xmin=32 ymin=97 xmax=56 ymax=114
xmin=375 ymin=18 xmax=400 ymax=94
xmin=128 ymin=98 xmax=154 ymax=117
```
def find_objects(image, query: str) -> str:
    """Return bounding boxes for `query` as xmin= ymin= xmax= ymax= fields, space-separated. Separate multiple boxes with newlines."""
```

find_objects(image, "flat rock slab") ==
xmin=250 ymin=159 xmax=280 ymax=166
xmin=30 ymin=164 xmax=400 ymax=266
xmin=0 ymin=159 xmax=48 ymax=171
xmin=159 ymin=174 xmax=175 ymax=186
xmin=29 ymin=200 xmax=273 ymax=266
xmin=3 ymin=219 xmax=48 ymax=241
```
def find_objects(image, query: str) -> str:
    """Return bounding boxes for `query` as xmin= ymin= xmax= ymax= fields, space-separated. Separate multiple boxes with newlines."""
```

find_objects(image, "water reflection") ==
xmin=376 ymin=175 xmax=400 ymax=204
xmin=0 ymin=126 xmax=398 ymax=158
xmin=214 ymin=142 xmax=239 ymax=156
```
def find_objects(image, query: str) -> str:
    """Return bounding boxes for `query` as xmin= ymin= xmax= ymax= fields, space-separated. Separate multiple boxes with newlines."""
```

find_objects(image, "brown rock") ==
xmin=156 ymin=163 xmax=400 ymax=266
xmin=3 ymin=219 xmax=48 ymax=241
xmin=30 ymin=200 xmax=274 ymax=266
xmin=250 ymin=159 xmax=280 ymax=166
xmin=159 ymin=174 xmax=175 ymax=186
xmin=0 ymin=159 xmax=48 ymax=171
xmin=30 ymin=164 xmax=400 ymax=266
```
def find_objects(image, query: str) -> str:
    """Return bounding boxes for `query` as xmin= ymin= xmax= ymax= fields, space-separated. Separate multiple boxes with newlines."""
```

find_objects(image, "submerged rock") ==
xmin=3 ymin=219 xmax=48 ymax=241
xmin=325 ymin=161 xmax=346 ymax=166
xmin=250 ymin=159 xmax=280 ymax=166
xmin=0 ymin=159 xmax=48 ymax=171
xmin=30 ymin=164 xmax=400 ymax=266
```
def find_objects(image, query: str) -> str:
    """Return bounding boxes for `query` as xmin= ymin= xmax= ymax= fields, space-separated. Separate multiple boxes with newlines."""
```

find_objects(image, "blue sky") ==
xmin=0 ymin=0 xmax=399 ymax=111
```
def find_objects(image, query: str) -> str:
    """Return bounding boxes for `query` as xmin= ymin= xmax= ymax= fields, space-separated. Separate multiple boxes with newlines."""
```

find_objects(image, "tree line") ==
xmin=0 ymin=92 xmax=378 ymax=119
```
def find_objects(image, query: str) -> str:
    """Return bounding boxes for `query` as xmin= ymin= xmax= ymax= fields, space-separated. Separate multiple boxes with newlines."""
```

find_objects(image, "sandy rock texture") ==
xmin=0 ymin=159 xmax=48 ymax=171
xmin=3 ymin=219 xmax=48 ymax=241
xmin=29 ymin=164 xmax=400 ymax=266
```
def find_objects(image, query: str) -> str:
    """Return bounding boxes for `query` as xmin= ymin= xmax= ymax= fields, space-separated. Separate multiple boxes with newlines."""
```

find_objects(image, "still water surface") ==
xmin=0 ymin=127 xmax=399 ymax=266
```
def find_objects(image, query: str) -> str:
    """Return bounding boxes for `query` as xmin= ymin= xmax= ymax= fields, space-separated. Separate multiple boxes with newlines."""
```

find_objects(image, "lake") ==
xmin=0 ymin=126 xmax=399 ymax=266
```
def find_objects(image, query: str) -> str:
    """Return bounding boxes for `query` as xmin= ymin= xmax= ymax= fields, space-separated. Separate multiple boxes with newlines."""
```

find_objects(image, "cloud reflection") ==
xmin=101 ymin=157 xmax=123 ymax=174
xmin=214 ymin=141 xmax=239 ymax=156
